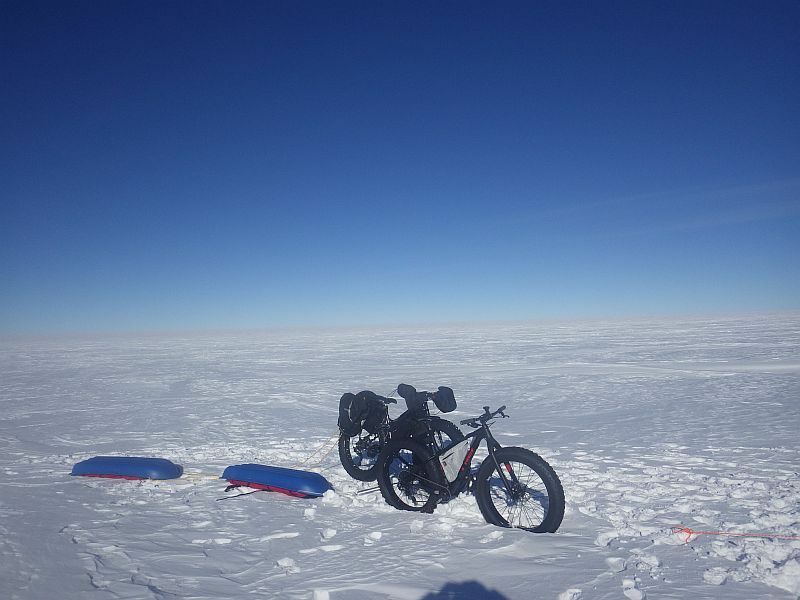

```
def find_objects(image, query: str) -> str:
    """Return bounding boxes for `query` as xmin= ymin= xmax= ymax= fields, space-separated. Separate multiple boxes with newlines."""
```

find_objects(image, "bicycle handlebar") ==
xmin=460 ymin=405 xmax=507 ymax=427
xmin=397 ymin=383 xmax=439 ymax=410
xmin=358 ymin=390 xmax=397 ymax=405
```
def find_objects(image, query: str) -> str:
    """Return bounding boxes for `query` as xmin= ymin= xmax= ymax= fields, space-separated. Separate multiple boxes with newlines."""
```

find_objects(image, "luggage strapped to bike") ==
xmin=338 ymin=390 xmax=395 ymax=436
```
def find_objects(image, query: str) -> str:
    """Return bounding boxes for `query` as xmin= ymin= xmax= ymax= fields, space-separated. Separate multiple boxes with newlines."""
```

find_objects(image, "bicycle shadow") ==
xmin=420 ymin=580 xmax=509 ymax=600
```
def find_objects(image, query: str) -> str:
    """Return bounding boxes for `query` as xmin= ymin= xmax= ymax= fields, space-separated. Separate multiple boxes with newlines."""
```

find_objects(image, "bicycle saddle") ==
xmin=397 ymin=383 xmax=427 ymax=411
xmin=397 ymin=383 xmax=417 ymax=401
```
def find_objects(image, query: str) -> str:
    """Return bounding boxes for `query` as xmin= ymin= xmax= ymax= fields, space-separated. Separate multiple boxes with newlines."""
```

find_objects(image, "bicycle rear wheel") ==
xmin=339 ymin=419 xmax=462 ymax=483
xmin=426 ymin=417 xmax=464 ymax=452
xmin=376 ymin=439 xmax=443 ymax=512
xmin=474 ymin=447 xmax=565 ymax=533
xmin=338 ymin=432 xmax=383 ymax=482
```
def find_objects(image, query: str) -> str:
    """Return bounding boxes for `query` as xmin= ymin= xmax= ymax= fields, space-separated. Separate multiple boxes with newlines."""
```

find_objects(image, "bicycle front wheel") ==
xmin=474 ymin=447 xmax=565 ymax=533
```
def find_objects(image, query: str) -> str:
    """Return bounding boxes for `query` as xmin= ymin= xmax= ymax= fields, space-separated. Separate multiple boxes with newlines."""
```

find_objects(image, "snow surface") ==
xmin=1 ymin=313 xmax=799 ymax=599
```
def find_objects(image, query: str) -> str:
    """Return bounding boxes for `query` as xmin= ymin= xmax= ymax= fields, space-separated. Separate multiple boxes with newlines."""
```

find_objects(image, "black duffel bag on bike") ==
xmin=338 ymin=391 xmax=389 ymax=436
xmin=338 ymin=392 xmax=366 ymax=436
xmin=361 ymin=393 xmax=389 ymax=434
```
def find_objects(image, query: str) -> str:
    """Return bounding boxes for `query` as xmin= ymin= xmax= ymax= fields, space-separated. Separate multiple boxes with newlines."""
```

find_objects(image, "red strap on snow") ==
xmin=671 ymin=525 xmax=800 ymax=544
xmin=77 ymin=473 xmax=146 ymax=480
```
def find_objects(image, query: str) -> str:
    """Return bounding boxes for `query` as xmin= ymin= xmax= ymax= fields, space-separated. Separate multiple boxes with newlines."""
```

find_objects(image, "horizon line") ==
xmin=2 ymin=308 xmax=799 ymax=340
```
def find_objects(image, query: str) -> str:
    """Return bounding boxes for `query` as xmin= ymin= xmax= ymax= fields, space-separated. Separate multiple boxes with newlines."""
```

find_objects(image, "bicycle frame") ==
xmin=426 ymin=417 xmax=518 ymax=499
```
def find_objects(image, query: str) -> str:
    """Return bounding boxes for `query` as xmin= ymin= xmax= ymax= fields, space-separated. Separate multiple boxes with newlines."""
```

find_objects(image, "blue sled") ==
xmin=222 ymin=464 xmax=332 ymax=498
xmin=71 ymin=456 xmax=183 ymax=480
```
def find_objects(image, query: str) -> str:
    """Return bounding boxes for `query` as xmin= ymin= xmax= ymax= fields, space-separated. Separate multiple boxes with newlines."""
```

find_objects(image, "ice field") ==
xmin=1 ymin=313 xmax=798 ymax=599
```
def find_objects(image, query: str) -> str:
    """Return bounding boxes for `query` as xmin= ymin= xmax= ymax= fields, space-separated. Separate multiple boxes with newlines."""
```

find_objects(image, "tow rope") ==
xmin=216 ymin=487 xmax=266 ymax=501
xmin=290 ymin=431 xmax=339 ymax=469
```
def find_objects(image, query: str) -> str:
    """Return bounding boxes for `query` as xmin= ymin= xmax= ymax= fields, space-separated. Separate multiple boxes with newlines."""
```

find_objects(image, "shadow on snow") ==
xmin=420 ymin=580 xmax=509 ymax=600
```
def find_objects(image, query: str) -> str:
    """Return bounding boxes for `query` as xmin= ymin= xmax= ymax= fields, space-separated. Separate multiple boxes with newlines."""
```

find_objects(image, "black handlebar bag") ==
xmin=433 ymin=386 xmax=456 ymax=413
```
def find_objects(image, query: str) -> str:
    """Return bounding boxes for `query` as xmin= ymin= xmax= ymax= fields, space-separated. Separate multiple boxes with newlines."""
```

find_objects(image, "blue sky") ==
xmin=2 ymin=1 xmax=798 ymax=333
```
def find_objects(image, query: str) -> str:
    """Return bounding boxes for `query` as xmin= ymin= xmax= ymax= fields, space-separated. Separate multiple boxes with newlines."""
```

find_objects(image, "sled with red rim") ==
xmin=221 ymin=464 xmax=332 ymax=498
xmin=71 ymin=456 xmax=183 ymax=480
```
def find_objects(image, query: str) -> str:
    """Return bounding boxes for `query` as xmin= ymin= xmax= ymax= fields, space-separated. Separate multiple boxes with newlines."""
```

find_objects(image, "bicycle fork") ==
xmin=486 ymin=436 xmax=520 ymax=497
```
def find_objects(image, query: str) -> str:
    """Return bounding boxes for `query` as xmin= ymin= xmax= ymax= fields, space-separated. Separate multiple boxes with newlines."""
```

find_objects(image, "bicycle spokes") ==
xmin=489 ymin=461 xmax=549 ymax=529
xmin=351 ymin=434 xmax=382 ymax=464
xmin=389 ymin=451 xmax=432 ymax=506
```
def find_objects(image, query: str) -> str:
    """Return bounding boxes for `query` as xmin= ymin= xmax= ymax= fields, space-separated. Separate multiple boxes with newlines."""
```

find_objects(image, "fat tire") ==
xmin=338 ymin=418 xmax=463 ymax=483
xmin=338 ymin=432 xmax=382 ymax=481
xmin=474 ymin=447 xmax=565 ymax=533
xmin=376 ymin=439 xmax=443 ymax=513
xmin=426 ymin=417 xmax=464 ymax=452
